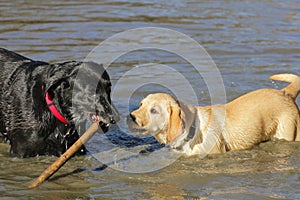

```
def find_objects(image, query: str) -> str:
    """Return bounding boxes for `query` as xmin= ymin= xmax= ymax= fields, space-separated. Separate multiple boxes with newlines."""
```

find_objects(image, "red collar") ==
xmin=45 ymin=90 xmax=69 ymax=125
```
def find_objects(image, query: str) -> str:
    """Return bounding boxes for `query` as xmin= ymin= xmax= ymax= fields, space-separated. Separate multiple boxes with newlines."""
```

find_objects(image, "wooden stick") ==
xmin=27 ymin=121 xmax=100 ymax=189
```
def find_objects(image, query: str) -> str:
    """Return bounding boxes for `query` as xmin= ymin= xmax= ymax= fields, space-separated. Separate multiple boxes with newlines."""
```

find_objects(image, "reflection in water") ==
xmin=1 ymin=0 xmax=300 ymax=199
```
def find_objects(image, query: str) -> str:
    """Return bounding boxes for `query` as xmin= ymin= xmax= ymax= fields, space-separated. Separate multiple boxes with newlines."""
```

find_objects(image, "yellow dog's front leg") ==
xmin=183 ymin=142 xmax=218 ymax=157
xmin=182 ymin=143 xmax=202 ymax=156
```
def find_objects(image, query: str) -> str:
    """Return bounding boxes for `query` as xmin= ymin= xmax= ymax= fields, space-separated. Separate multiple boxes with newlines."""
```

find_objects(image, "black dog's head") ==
xmin=44 ymin=61 xmax=119 ymax=132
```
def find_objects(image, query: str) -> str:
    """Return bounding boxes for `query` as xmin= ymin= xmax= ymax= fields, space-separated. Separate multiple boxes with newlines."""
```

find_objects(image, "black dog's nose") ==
xmin=130 ymin=113 xmax=136 ymax=122
xmin=109 ymin=117 xmax=116 ymax=124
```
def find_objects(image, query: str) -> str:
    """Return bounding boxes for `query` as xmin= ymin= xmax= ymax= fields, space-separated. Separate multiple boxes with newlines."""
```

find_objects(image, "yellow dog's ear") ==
xmin=167 ymin=105 xmax=183 ymax=143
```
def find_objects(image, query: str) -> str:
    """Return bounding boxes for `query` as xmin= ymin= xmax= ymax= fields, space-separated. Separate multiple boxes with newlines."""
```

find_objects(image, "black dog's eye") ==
xmin=63 ymin=81 xmax=70 ymax=89
xmin=150 ymin=108 xmax=158 ymax=114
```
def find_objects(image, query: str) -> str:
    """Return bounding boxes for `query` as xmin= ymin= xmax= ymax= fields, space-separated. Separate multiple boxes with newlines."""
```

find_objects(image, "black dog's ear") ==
xmin=43 ymin=62 xmax=80 ymax=94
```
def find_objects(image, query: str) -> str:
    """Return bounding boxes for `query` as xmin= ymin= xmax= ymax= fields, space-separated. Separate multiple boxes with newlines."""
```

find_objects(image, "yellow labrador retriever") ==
xmin=129 ymin=74 xmax=300 ymax=156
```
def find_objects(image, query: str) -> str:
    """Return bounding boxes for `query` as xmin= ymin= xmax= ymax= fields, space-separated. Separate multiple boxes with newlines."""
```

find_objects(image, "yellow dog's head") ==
xmin=129 ymin=93 xmax=185 ymax=144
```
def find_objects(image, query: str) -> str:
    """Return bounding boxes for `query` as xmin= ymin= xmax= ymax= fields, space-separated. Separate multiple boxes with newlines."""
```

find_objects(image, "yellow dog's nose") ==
xmin=130 ymin=112 xmax=136 ymax=122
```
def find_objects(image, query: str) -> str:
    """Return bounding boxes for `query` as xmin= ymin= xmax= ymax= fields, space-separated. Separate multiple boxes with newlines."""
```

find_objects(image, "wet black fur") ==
xmin=0 ymin=48 xmax=118 ymax=158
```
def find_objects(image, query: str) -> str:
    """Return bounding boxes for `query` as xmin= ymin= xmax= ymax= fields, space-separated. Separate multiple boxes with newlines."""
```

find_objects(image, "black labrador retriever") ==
xmin=0 ymin=48 xmax=119 ymax=158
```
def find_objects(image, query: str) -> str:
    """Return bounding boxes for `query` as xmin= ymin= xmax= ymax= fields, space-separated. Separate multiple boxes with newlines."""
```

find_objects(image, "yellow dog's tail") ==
xmin=269 ymin=73 xmax=300 ymax=100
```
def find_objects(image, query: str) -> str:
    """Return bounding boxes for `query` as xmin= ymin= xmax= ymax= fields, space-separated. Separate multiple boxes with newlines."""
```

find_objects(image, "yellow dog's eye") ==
xmin=150 ymin=108 xmax=158 ymax=114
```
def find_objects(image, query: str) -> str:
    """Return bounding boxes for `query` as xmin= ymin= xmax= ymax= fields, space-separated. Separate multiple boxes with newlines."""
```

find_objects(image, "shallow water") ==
xmin=1 ymin=0 xmax=300 ymax=199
